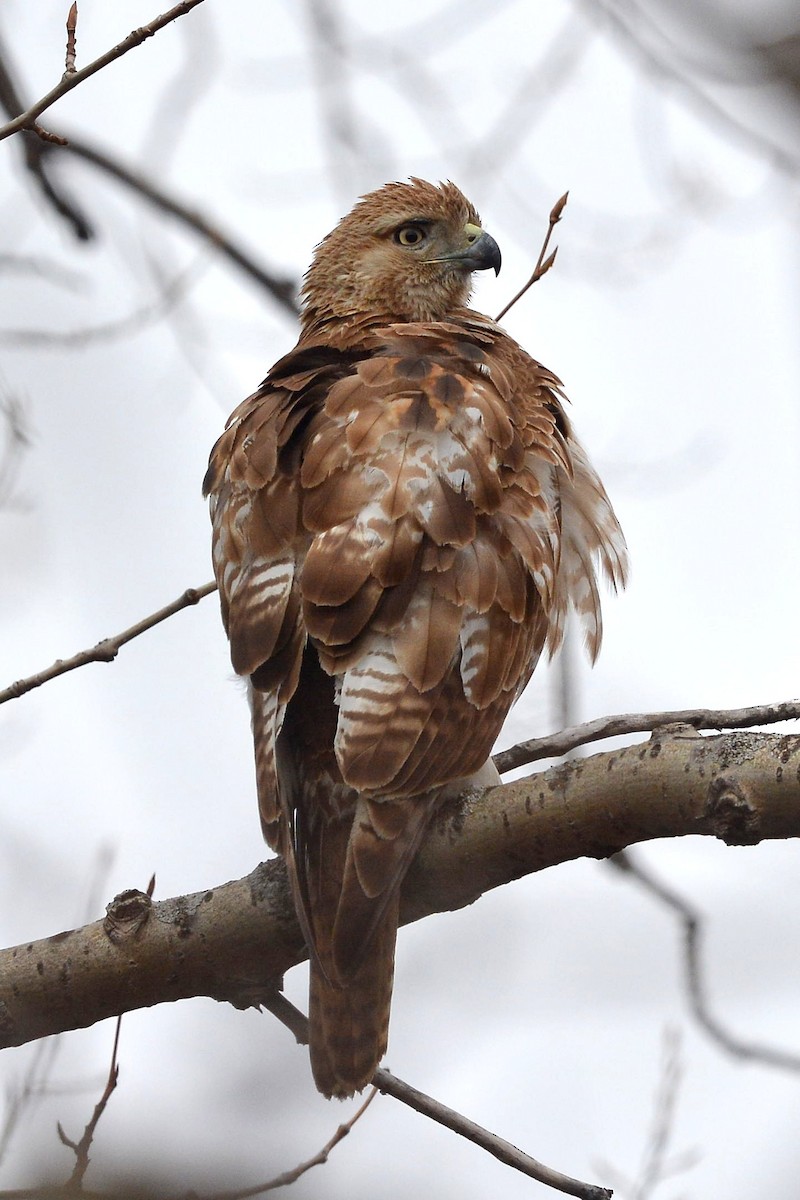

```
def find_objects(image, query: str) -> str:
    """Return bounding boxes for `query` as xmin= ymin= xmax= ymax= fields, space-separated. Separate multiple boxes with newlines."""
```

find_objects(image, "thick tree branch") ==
xmin=2 ymin=728 xmax=797 ymax=1051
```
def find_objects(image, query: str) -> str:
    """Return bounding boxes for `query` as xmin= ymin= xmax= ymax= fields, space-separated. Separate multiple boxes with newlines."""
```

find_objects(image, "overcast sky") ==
xmin=1 ymin=1 xmax=799 ymax=1196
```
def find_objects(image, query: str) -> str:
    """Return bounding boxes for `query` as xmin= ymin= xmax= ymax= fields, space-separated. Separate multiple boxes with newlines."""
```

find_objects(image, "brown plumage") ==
xmin=204 ymin=178 xmax=628 ymax=1098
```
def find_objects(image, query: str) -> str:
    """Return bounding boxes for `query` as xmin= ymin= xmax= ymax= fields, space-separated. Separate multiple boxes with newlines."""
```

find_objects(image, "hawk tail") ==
xmin=308 ymin=891 xmax=399 ymax=1098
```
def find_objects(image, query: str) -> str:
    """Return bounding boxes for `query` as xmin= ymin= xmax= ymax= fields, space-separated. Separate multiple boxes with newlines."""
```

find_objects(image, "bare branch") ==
xmin=576 ymin=0 xmax=800 ymax=181
xmin=595 ymin=1028 xmax=699 ymax=1198
xmin=495 ymin=192 xmax=568 ymax=322
xmin=56 ymin=134 xmax=300 ymax=314
xmin=0 ymin=256 xmax=207 ymax=348
xmin=204 ymin=1088 xmax=377 ymax=1200
xmin=57 ymin=1017 xmax=122 ymax=1188
xmin=0 ymin=389 xmax=30 ymax=510
xmin=260 ymin=995 xmax=610 ymax=1199
xmin=0 ymin=581 xmax=217 ymax=705
xmin=0 ymin=1036 xmax=62 ymax=1168
xmin=3 ymin=729 xmax=799 ymax=1075
xmin=493 ymin=699 xmax=800 ymax=773
xmin=0 ymin=37 xmax=92 ymax=240
xmin=375 ymin=1069 xmax=611 ymax=1199
xmin=0 ymin=0 xmax=206 ymax=144
xmin=0 ymin=36 xmax=299 ymax=308
xmin=609 ymin=850 xmax=800 ymax=1072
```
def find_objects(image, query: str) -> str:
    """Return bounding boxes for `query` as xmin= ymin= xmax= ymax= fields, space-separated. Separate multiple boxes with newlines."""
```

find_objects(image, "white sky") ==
xmin=1 ymin=1 xmax=799 ymax=1196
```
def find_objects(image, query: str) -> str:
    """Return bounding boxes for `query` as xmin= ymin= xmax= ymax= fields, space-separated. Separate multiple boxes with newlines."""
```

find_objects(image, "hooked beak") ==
xmin=426 ymin=225 xmax=502 ymax=276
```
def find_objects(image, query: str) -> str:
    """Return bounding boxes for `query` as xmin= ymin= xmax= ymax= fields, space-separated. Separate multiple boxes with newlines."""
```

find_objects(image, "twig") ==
xmin=495 ymin=191 xmax=568 ymax=322
xmin=610 ymin=850 xmax=800 ymax=1072
xmin=0 ymin=1037 xmax=62 ymax=1169
xmin=0 ymin=0 xmax=206 ymax=143
xmin=375 ymin=1069 xmax=612 ymax=1199
xmin=65 ymin=4 xmax=78 ymax=76
xmin=0 ymin=581 xmax=217 ymax=705
xmin=0 ymin=390 xmax=30 ymax=510
xmin=0 ymin=40 xmax=299 ymax=306
xmin=0 ymin=37 xmax=93 ymax=240
xmin=0 ymin=256 xmax=208 ymax=348
xmin=0 ymin=252 xmax=84 ymax=289
xmin=54 ymin=134 xmax=300 ymax=314
xmin=493 ymin=699 xmax=800 ymax=773
xmin=628 ymin=1029 xmax=691 ymax=1200
xmin=203 ymin=1088 xmax=377 ymax=1200
xmin=577 ymin=0 xmax=800 ymax=182
xmin=57 ymin=1016 xmax=122 ymax=1187
xmin=261 ymin=996 xmax=611 ymax=1199
xmin=595 ymin=1028 xmax=698 ymax=1199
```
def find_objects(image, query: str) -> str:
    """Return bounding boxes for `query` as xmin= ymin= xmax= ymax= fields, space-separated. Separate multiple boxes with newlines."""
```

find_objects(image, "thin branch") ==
xmin=0 ymin=1037 xmax=62 ymax=1168
xmin=595 ymin=1028 xmax=699 ymax=1199
xmin=495 ymin=192 xmax=568 ymax=322
xmin=0 ymin=255 xmax=207 ymax=348
xmin=628 ymin=1028 xmax=695 ymax=1200
xmin=0 ymin=389 xmax=30 ymax=510
xmin=375 ymin=1069 xmax=611 ymax=1199
xmin=609 ymin=850 xmax=800 ymax=1072
xmin=0 ymin=252 xmax=84 ymax=289
xmin=57 ymin=1017 xmax=122 ymax=1188
xmin=54 ymin=134 xmax=301 ymax=314
xmin=493 ymin=699 xmax=800 ymax=773
xmin=261 ymin=996 xmax=611 ymax=1199
xmin=0 ymin=1089 xmax=376 ymax=1200
xmin=0 ymin=581 xmax=217 ymax=705
xmin=0 ymin=0 xmax=206 ymax=144
xmin=0 ymin=39 xmax=299 ymax=307
xmin=0 ymin=36 xmax=92 ymax=240
xmin=204 ymin=1088 xmax=377 ymax=1200
xmin=577 ymin=0 xmax=800 ymax=181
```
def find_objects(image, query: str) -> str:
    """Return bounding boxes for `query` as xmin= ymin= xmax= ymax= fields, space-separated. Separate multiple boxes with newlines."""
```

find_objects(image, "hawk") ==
xmin=204 ymin=179 xmax=627 ymax=1098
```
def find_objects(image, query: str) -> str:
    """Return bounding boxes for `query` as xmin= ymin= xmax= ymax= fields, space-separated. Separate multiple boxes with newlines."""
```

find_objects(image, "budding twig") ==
xmin=495 ymin=191 xmax=568 ymax=322
xmin=65 ymin=4 xmax=78 ymax=76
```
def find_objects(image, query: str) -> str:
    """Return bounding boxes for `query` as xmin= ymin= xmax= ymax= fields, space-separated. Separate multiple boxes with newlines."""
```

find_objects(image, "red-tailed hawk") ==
xmin=204 ymin=179 xmax=627 ymax=1098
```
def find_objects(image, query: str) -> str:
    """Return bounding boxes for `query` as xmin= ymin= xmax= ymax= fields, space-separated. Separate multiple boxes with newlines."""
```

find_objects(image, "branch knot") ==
xmin=103 ymin=888 xmax=152 ymax=943
xmin=704 ymin=776 xmax=761 ymax=845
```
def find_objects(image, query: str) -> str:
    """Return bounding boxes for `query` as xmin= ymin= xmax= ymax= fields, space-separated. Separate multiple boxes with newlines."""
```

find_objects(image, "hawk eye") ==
xmin=394 ymin=224 xmax=427 ymax=247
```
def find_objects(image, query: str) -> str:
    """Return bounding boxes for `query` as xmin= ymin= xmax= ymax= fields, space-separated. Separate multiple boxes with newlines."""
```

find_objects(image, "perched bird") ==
xmin=204 ymin=178 xmax=627 ymax=1098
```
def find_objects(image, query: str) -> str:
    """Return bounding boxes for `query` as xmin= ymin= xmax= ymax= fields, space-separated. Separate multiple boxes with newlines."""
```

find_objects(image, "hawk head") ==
xmin=300 ymin=177 xmax=501 ymax=326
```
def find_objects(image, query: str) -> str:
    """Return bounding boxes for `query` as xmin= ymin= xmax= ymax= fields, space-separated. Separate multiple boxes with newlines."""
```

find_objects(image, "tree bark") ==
xmin=2 ymin=727 xmax=798 ymax=1050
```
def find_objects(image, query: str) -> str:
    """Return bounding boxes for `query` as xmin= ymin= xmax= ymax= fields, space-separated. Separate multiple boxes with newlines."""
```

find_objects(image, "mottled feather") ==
xmin=205 ymin=178 xmax=628 ymax=1098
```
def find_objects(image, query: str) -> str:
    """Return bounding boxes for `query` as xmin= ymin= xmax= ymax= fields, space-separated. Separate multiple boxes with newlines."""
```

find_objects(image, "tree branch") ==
xmin=57 ymin=134 xmax=300 ymax=314
xmin=375 ymin=1069 xmax=611 ymax=1199
xmin=57 ymin=1016 xmax=122 ymax=1188
xmin=0 ymin=581 xmax=217 ymax=705
xmin=0 ymin=0 xmax=206 ymax=144
xmin=493 ymin=700 xmax=800 ymax=772
xmin=2 ymin=728 xmax=797 ymax=1052
xmin=251 ymin=995 xmax=611 ymax=1200
xmin=0 ymin=34 xmax=93 ymax=240
xmin=609 ymin=850 xmax=800 ymax=1072
xmin=0 ymin=42 xmax=300 ymax=312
